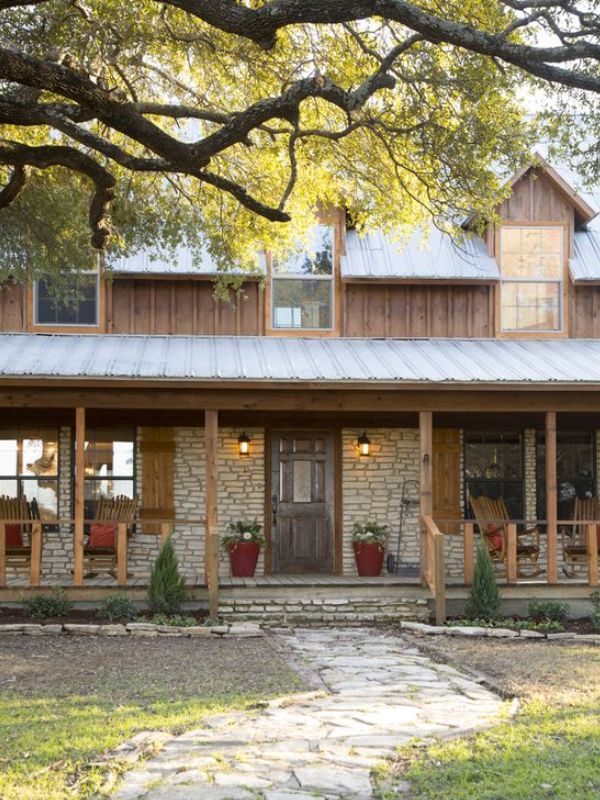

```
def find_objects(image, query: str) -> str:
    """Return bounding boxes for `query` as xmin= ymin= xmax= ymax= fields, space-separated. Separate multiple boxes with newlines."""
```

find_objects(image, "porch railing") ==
xmin=0 ymin=517 xmax=205 ymax=589
xmin=421 ymin=514 xmax=446 ymax=624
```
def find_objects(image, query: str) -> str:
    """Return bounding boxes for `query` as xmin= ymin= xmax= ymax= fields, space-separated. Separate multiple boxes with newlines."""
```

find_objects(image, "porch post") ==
xmin=73 ymin=406 xmax=85 ymax=586
xmin=419 ymin=411 xmax=433 ymax=585
xmin=545 ymin=411 xmax=558 ymax=584
xmin=205 ymin=409 xmax=219 ymax=618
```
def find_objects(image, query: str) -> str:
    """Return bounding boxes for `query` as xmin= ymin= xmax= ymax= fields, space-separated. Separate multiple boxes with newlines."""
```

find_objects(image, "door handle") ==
xmin=272 ymin=495 xmax=279 ymax=527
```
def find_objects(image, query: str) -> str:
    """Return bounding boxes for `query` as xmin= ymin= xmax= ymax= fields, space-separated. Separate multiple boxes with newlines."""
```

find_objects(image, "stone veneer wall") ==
xmin=341 ymin=428 xmax=420 ymax=576
xmin=42 ymin=426 xmax=73 ymax=578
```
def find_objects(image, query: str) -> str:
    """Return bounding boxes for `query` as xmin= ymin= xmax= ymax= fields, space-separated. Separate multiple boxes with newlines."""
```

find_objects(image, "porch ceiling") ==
xmin=2 ymin=333 xmax=600 ymax=387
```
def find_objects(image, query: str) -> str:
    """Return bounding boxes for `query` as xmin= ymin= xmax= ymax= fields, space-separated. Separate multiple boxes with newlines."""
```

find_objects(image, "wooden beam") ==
xmin=464 ymin=522 xmax=474 ymax=585
xmin=0 ymin=523 xmax=5 ymax=588
xmin=5 ymin=386 xmax=600 ymax=413
xmin=117 ymin=523 xmax=128 ymax=586
xmin=506 ymin=523 xmax=518 ymax=584
xmin=73 ymin=406 xmax=85 ymax=587
xmin=546 ymin=411 xmax=558 ymax=585
xmin=587 ymin=524 xmax=599 ymax=587
xmin=419 ymin=412 xmax=433 ymax=585
xmin=30 ymin=522 xmax=42 ymax=587
xmin=205 ymin=408 xmax=219 ymax=618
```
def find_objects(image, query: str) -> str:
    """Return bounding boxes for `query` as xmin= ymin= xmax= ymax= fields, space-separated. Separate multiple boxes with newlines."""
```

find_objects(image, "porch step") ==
xmin=217 ymin=595 xmax=429 ymax=627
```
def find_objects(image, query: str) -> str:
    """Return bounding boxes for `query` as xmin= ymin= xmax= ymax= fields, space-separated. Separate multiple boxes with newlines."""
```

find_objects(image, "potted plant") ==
xmin=223 ymin=519 xmax=266 ymax=577
xmin=352 ymin=521 xmax=389 ymax=576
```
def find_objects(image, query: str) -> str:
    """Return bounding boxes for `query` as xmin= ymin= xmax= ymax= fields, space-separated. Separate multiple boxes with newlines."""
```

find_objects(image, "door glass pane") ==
xmin=293 ymin=460 xmax=312 ymax=503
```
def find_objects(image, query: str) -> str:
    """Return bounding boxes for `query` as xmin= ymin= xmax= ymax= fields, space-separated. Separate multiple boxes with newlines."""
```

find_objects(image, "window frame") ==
xmin=536 ymin=430 xmax=596 ymax=525
xmin=0 ymin=428 xmax=60 ymax=525
xmin=29 ymin=262 xmax=105 ymax=333
xmin=496 ymin=221 xmax=568 ymax=338
xmin=464 ymin=430 xmax=526 ymax=523
xmin=267 ymin=224 xmax=338 ymax=335
xmin=71 ymin=427 xmax=137 ymax=521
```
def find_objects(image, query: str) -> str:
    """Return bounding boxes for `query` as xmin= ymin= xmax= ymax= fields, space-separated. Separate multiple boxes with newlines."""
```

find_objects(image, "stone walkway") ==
xmin=112 ymin=628 xmax=505 ymax=800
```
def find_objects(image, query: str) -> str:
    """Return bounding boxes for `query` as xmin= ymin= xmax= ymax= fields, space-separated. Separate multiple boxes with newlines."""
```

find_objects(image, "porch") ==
xmin=1 ymin=399 xmax=599 ymax=623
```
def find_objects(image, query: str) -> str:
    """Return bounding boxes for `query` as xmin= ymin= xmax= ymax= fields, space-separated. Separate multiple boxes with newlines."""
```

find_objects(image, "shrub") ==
xmin=465 ymin=542 xmax=500 ymax=620
xmin=23 ymin=587 xmax=72 ymax=619
xmin=98 ymin=593 xmax=137 ymax=622
xmin=528 ymin=600 xmax=570 ymax=624
xmin=148 ymin=536 xmax=186 ymax=615
xmin=351 ymin=521 xmax=390 ymax=546
xmin=150 ymin=613 xmax=196 ymax=627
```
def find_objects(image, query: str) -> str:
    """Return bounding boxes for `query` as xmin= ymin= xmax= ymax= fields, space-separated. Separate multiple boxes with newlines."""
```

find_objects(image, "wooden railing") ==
xmin=421 ymin=514 xmax=446 ymax=624
xmin=0 ymin=517 xmax=205 ymax=589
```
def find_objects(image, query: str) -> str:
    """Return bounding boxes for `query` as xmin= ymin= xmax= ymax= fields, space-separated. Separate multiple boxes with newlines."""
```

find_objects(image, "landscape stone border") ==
xmin=401 ymin=620 xmax=600 ymax=643
xmin=0 ymin=621 xmax=263 ymax=638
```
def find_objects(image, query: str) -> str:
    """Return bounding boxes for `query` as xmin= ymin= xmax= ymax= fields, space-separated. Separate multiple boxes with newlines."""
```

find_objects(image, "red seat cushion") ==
xmin=485 ymin=522 xmax=504 ymax=553
xmin=596 ymin=525 xmax=600 ymax=548
xmin=88 ymin=523 xmax=117 ymax=549
xmin=5 ymin=524 xmax=23 ymax=548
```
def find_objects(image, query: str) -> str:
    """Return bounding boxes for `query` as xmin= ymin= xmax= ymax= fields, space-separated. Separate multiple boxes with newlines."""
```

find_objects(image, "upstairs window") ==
xmin=271 ymin=225 xmax=334 ymax=330
xmin=500 ymin=226 xmax=563 ymax=333
xmin=34 ymin=272 xmax=99 ymax=327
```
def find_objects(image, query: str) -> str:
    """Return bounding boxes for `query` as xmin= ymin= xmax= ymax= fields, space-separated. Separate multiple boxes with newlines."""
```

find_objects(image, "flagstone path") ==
xmin=112 ymin=628 xmax=505 ymax=800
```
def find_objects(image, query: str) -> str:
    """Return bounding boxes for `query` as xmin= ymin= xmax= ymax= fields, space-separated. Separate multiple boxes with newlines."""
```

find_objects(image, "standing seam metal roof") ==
xmin=2 ymin=334 xmax=600 ymax=384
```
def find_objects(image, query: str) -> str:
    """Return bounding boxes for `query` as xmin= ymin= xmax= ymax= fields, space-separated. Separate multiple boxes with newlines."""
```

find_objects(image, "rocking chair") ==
xmin=562 ymin=496 xmax=600 ymax=578
xmin=469 ymin=495 xmax=542 ymax=577
xmin=84 ymin=495 xmax=137 ymax=576
xmin=0 ymin=494 xmax=40 ymax=573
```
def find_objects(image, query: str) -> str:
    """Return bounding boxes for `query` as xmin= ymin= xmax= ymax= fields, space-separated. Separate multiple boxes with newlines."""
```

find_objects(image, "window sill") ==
xmin=28 ymin=324 xmax=104 ymax=334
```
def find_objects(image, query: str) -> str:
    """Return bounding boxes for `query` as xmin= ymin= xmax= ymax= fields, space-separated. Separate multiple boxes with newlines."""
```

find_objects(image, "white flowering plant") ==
xmin=222 ymin=519 xmax=267 ymax=549
xmin=352 ymin=521 xmax=389 ymax=546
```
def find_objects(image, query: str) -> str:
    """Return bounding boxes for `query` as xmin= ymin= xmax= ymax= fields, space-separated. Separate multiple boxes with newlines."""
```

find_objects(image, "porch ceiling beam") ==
xmin=2 ymin=388 xmax=600 ymax=413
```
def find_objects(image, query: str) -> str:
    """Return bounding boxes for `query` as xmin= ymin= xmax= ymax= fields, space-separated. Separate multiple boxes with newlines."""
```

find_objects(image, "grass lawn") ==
xmin=0 ymin=633 xmax=304 ymax=800
xmin=388 ymin=639 xmax=600 ymax=800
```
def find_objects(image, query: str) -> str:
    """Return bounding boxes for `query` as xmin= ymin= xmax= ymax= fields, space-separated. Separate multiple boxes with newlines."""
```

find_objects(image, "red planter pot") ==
xmin=227 ymin=541 xmax=261 ymax=577
xmin=353 ymin=541 xmax=384 ymax=577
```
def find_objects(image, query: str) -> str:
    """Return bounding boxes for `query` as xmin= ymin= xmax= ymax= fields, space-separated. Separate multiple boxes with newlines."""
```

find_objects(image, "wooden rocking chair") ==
xmin=84 ymin=495 xmax=137 ymax=576
xmin=562 ymin=496 xmax=600 ymax=578
xmin=0 ymin=494 xmax=41 ymax=574
xmin=469 ymin=495 xmax=542 ymax=577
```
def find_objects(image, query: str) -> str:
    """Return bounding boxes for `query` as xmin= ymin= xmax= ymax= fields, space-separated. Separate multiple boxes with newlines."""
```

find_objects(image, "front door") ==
xmin=270 ymin=431 xmax=334 ymax=573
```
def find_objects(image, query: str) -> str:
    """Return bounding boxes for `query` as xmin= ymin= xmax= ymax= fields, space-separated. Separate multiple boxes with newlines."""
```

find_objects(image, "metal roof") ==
xmin=110 ymin=247 xmax=266 ymax=276
xmin=571 ymin=230 xmax=600 ymax=281
xmin=341 ymin=226 xmax=499 ymax=281
xmin=2 ymin=334 xmax=600 ymax=385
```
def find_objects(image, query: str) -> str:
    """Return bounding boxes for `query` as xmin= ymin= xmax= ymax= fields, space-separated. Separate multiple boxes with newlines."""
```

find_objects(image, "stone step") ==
xmin=218 ymin=597 xmax=429 ymax=627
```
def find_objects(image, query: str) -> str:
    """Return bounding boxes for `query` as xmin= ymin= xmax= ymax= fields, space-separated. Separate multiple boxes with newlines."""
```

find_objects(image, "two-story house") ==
xmin=1 ymin=154 xmax=600 ymax=623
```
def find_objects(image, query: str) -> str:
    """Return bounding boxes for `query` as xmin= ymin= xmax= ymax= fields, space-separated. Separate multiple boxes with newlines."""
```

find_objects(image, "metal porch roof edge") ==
xmin=2 ymin=333 xmax=600 ymax=386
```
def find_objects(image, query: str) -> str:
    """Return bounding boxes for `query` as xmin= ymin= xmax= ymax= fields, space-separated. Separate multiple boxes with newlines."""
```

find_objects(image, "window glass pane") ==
xmin=536 ymin=432 xmax=595 ymax=521
xmin=84 ymin=429 xmax=134 ymax=478
xmin=21 ymin=479 xmax=58 ymax=523
xmin=272 ymin=278 xmax=332 ymax=329
xmin=36 ymin=275 xmax=98 ymax=326
xmin=0 ymin=438 xmax=18 ymax=476
xmin=501 ymin=281 xmax=560 ymax=332
xmin=501 ymin=227 xmax=562 ymax=279
xmin=272 ymin=225 xmax=333 ymax=275
xmin=465 ymin=432 xmax=524 ymax=520
xmin=0 ymin=428 xmax=58 ymax=523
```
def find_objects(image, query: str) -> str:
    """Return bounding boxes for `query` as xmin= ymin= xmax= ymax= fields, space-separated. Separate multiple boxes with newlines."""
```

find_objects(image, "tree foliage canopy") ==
xmin=2 ymin=1 xmax=598 ymax=281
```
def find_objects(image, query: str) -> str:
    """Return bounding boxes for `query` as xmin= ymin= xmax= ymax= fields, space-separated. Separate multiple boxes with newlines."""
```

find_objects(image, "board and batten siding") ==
xmin=342 ymin=283 xmax=494 ymax=338
xmin=0 ymin=284 xmax=25 ymax=331
xmin=109 ymin=279 xmax=264 ymax=335
xmin=571 ymin=285 xmax=600 ymax=338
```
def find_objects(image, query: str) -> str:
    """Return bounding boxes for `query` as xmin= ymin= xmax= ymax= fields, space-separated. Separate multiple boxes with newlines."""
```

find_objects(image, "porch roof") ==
xmin=2 ymin=333 xmax=600 ymax=386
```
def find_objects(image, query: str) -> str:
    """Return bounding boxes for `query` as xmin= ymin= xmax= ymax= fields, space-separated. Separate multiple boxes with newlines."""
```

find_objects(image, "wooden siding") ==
xmin=497 ymin=169 xmax=574 ymax=227
xmin=109 ymin=279 xmax=263 ymax=335
xmin=342 ymin=283 xmax=494 ymax=338
xmin=571 ymin=285 xmax=600 ymax=337
xmin=0 ymin=284 xmax=25 ymax=331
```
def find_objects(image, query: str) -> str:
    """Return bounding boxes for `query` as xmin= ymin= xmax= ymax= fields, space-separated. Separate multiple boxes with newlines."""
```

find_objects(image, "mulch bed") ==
xmin=0 ymin=607 xmax=207 ymax=626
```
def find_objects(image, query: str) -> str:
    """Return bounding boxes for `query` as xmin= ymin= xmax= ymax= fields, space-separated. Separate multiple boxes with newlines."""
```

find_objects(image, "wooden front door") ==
xmin=270 ymin=431 xmax=334 ymax=573
xmin=433 ymin=429 xmax=462 ymax=535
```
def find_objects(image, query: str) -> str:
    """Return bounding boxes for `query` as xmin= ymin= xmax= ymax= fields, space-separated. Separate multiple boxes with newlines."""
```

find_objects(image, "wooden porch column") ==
xmin=73 ymin=407 xmax=85 ymax=586
xmin=205 ymin=409 xmax=219 ymax=618
xmin=419 ymin=412 xmax=433 ymax=585
xmin=546 ymin=411 xmax=558 ymax=584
